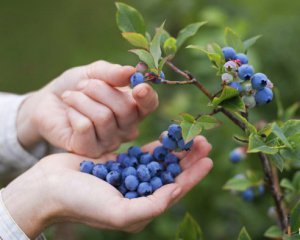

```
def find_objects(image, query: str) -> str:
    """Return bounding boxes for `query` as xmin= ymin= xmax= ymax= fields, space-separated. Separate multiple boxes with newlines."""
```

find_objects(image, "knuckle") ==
xmin=93 ymin=109 xmax=113 ymax=125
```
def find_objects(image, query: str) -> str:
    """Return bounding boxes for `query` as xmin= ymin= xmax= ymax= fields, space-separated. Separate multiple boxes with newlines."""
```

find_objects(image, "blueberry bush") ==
xmin=97 ymin=2 xmax=300 ymax=239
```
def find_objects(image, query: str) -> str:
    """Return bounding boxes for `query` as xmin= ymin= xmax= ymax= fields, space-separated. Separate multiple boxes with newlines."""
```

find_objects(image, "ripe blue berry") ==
xmin=128 ymin=146 xmax=143 ymax=158
xmin=254 ymin=88 xmax=273 ymax=105
xmin=167 ymin=163 xmax=182 ymax=177
xmin=222 ymin=47 xmax=236 ymax=61
xmin=238 ymin=64 xmax=254 ymax=80
xmin=122 ymin=166 xmax=137 ymax=179
xmin=235 ymin=53 xmax=248 ymax=64
xmin=184 ymin=140 xmax=194 ymax=151
xmin=125 ymin=175 xmax=139 ymax=191
xmin=130 ymin=72 xmax=144 ymax=88
xmin=168 ymin=124 xmax=182 ymax=140
xmin=241 ymin=188 xmax=254 ymax=202
xmin=147 ymin=161 xmax=162 ymax=177
xmin=153 ymin=146 xmax=168 ymax=161
xmin=123 ymin=156 xmax=138 ymax=168
xmin=150 ymin=177 xmax=163 ymax=191
xmin=92 ymin=164 xmax=108 ymax=179
xmin=118 ymin=183 xmax=127 ymax=195
xmin=162 ymin=135 xmax=177 ymax=150
xmin=164 ymin=153 xmax=179 ymax=164
xmin=106 ymin=171 xmax=122 ymax=187
xmin=228 ymin=82 xmax=243 ymax=92
xmin=137 ymin=182 xmax=153 ymax=196
xmin=105 ymin=160 xmax=115 ymax=171
xmin=139 ymin=153 xmax=154 ymax=165
xmin=80 ymin=160 xmax=94 ymax=174
xmin=110 ymin=162 xmax=122 ymax=173
xmin=116 ymin=153 xmax=128 ymax=165
xmin=229 ymin=148 xmax=246 ymax=163
xmin=251 ymin=73 xmax=268 ymax=90
xmin=161 ymin=171 xmax=174 ymax=184
xmin=137 ymin=165 xmax=151 ymax=182
xmin=125 ymin=191 xmax=139 ymax=199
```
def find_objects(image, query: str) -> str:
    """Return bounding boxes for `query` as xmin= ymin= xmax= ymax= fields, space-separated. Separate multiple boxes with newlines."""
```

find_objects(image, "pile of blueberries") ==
xmin=79 ymin=124 xmax=193 ymax=199
xmin=221 ymin=47 xmax=274 ymax=108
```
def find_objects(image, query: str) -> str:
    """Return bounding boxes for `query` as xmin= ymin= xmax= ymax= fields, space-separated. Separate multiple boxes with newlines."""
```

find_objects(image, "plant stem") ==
xmin=161 ymin=79 xmax=196 ymax=85
xmin=166 ymin=60 xmax=288 ymax=232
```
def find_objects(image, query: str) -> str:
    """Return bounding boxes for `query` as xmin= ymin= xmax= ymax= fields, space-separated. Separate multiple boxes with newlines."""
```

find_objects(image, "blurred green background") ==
xmin=1 ymin=0 xmax=299 ymax=239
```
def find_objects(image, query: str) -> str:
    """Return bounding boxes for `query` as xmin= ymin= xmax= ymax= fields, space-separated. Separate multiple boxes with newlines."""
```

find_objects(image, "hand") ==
xmin=17 ymin=60 xmax=159 ymax=157
xmin=2 ymin=136 xmax=213 ymax=238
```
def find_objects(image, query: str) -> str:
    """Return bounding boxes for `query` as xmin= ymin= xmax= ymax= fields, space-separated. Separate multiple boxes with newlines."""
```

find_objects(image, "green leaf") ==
xmin=160 ymin=29 xmax=171 ymax=45
xmin=180 ymin=113 xmax=195 ymax=123
xmin=264 ymin=225 xmax=282 ymax=238
xmin=237 ymin=227 xmax=252 ymax=240
xmin=176 ymin=213 xmax=203 ymax=240
xmin=230 ymin=111 xmax=257 ymax=134
xmin=129 ymin=49 xmax=156 ymax=69
xmin=207 ymin=43 xmax=224 ymax=57
xmin=248 ymin=133 xmax=278 ymax=155
xmin=270 ymin=153 xmax=284 ymax=172
xmin=225 ymin=27 xmax=245 ymax=53
xmin=121 ymin=32 xmax=149 ymax=49
xmin=212 ymin=86 xmax=239 ymax=106
xmin=180 ymin=119 xmax=203 ymax=143
xmin=163 ymin=37 xmax=177 ymax=56
xmin=271 ymin=122 xmax=292 ymax=148
xmin=158 ymin=56 xmax=169 ymax=71
xmin=283 ymin=102 xmax=300 ymax=121
xmin=243 ymin=35 xmax=262 ymax=51
xmin=115 ymin=2 xmax=145 ymax=34
xmin=282 ymin=120 xmax=300 ymax=137
xmin=280 ymin=179 xmax=295 ymax=192
xmin=197 ymin=115 xmax=221 ymax=130
xmin=150 ymin=22 xmax=165 ymax=68
xmin=292 ymin=172 xmax=300 ymax=192
xmin=221 ymin=96 xmax=246 ymax=112
xmin=223 ymin=178 xmax=253 ymax=191
xmin=176 ymin=21 xmax=207 ymax=49
xmin=291 ymin=200 xmax=300 ymax=232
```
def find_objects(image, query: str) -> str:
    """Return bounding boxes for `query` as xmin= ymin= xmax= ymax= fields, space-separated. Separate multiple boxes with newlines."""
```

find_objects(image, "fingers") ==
xmin=132 ymin=83 xmax=159 ymax=118
xmin=85 ymin=60 xmax=135 ymax=87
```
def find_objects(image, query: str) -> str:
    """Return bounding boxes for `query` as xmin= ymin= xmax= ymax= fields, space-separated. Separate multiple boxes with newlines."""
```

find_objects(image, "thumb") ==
xmin=85 ymin=60 xmax=135 ymax=87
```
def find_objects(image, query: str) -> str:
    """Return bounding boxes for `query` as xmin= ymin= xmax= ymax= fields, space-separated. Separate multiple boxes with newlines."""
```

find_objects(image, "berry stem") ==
xmin=161 ymin=79 xmax=196 ymax=85
xmin=166 ymin=60 xmax=288 ymax=233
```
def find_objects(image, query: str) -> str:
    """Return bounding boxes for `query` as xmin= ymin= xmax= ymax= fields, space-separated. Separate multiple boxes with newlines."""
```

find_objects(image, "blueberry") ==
xmin=110 ymin=162 xmax=122 ymax=173
xmin=147 ymin=161 xmax=162 ymax=177
xmin=123 ymin=156 xmax=138 ymax=168
xmin=162 ymin=135 xmax=177 ymax=150
xmin=128 ymin=146 xmax=143 ymax=158
xmin=161 ymin=171 xmax=174 ymax=184
xmin=125 ymin=191 xmax=139 ymax=199
xmin=92 ymin=164 xmax=108 ymax=179
xmin=122 ymin=166 xmax=137 ymax=179
xmin=235 ymin=53 xmax=248 ymax=64
xmin=228 ymin=82 xmax=243 ymax=92
xmin=137 ymin=182 xmax=153 ymax=196
xmin=184 ymin=140 xmax=194 ymax=151
xmin=125 ymin=175 xmax=139 ymax=191
xmin=160 ymin=71 xmax=165 ymax=79
xmin=177 ymin=138 xmax=185 ymax=150
xmin=242 ymin=95 xmax=256 ymax=109
xmin=150 ymin=177 xmax=163 ymax=191
xmin=258 ymin=184 xmax=265 ymax=195
xmin=221 ymin=73 xmax=233 ymax=83
xmin=222 ymin=47 xmax=236 ymax=61
xmin=164 ymin=153 xmax=179 ymax=164
xmin=167 ymin=163 xmax=182 ymax=177
xmin=251 ymin=73 xmax=268 ymax=90
xmin=241 ymin=188 xmax=254 ymax=201
xmin=238 ymin=64 xmax=254 ymax=80
xmin=224 ymin=61 xmax=238 ymax=72
xmin=139 ymin=153 xmax=154 ymax=165
xmin=105 ymin=160 xmax=115 ymax=171
xmin=168 ymin=124 xmax=182 ymax=141
xmin=106 ymin=171 xmax=122 ymax=187
xmin=116 ymin=153 xmax=128 ymax=165
xmin=137 ymin=164 xmax=151 ymax=182
xmin=80 ymin=160 xmax=94 ymax=174
xmin=118 ymin=183 xmax=127 ymax=195
xmin=130 ymin=72 xmax=144 ymax=88
xmin=254 ymin=88 xmax=273 ymax=105
xmin=153 ymin=146 xmax=168 ymax=161
xmin=229 ymin=148 xmax=246 ymax=163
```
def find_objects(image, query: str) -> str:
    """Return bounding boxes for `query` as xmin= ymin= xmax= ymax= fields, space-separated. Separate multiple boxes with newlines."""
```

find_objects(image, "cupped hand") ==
xmin=17 ymin=60 xmax=159 ymax=157
xmin=2 ymin=136 xmax=213 ymax=238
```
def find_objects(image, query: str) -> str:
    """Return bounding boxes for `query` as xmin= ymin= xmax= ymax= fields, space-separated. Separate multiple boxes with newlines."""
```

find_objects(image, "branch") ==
xmin=161 ymin=79 xmax=196 ymax=85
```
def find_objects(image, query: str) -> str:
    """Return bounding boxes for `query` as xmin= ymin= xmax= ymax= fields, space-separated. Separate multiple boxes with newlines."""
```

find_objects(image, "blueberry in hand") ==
xmin=168 ymin=124 xmax=182 ymax=141
xmin=147 ymin=161 xmax=162 ymax=177
xmin=106 ymin=171 xmax=122 ymax=187
xmin=125 ymin=191 xmax=139 ymax=199
xmin=122 ymin=166 xmax=137 ymax=180
xmin=161 ymin=171 xmax=174 ymax=184
xmin=125 ymin=175 xmax=139 ymax=191
xmin=130 ymin=72 xmax=144 ymax=88
xmin=137 ymin=164 xmax=151 ymax=182
xmin=162 ymin=135 xmax=177 ymax=150
xmin=153 ymin=146 xmax=168 ymax=161
xmin=137 ymin=182 xmax=153 ymax=196
xmin=167 ymin=163 xmax=182 ymax=177
xmin=164 ymin=153 xmax=179 ymax=164
xmin=92 ymin=164 xmax=108 ymax=179
xmin=139 ymin=153 xmax=154 ymax=165
xmin=80 ymin=160 xmax=94 ymax=174
xmin=150 ymin=177 xmax=163 ymax=191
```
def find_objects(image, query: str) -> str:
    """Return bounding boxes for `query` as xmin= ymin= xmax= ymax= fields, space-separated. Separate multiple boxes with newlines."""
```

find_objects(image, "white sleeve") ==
xmin=0 ymin=93 xmax=48 ymax=173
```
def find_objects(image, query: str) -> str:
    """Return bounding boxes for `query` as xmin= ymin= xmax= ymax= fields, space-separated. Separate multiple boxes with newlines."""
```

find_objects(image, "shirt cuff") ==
xmin=0 ymin=94 xmax=48 ymax=172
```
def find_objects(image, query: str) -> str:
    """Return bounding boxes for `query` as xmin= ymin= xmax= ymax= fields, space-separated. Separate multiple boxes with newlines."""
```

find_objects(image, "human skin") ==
xmin=16 ymin=60 xmax=159 ymax=157
xmin=2 ymin=136 xmax=213 ymax=239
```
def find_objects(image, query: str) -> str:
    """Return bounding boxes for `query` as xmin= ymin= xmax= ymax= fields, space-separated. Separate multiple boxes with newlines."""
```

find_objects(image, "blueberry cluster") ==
xmin=221 ymin=47 xmax=274 ymax=108
xmin=130 ymin=62 xmax=165 ymax=88
xmin=79 ymin=124 xmax=193 ymax=199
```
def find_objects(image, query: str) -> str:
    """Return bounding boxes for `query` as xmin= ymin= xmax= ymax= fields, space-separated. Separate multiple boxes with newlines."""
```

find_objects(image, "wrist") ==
xmin=2 ymin=164 xmax=59 ymax=238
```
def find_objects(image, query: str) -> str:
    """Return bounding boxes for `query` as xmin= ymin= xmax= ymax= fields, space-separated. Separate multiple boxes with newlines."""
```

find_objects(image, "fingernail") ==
xmin=77 ymin=80 xmax=89 ymax=90
xmin=62 ymin=91 xmax=71 ymax=98
xmin=137 ymin=87 xmax=148 ymax=98
xmin=171 ymin=187 xmax=182 ymax=199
